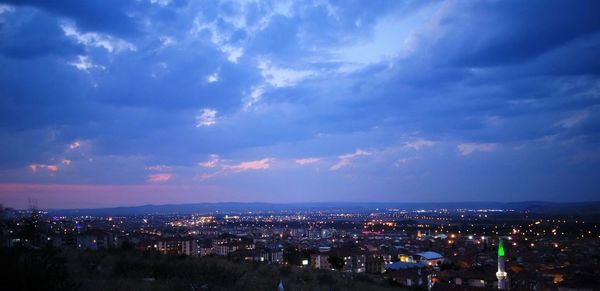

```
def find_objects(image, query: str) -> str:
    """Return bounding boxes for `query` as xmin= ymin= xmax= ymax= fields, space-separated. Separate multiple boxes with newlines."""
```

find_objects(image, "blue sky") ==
xmin=0 ymin=0 xmax=599 ymax=208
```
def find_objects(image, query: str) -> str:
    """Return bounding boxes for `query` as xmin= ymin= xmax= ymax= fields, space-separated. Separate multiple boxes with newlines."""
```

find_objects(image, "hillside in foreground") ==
xmin=1 ymin=246 xmax=407 ymax=291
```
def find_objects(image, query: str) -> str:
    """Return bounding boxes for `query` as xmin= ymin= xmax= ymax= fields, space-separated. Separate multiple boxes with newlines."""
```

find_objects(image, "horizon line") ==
xmin=8 ymin=199 xmax=598 ymax=211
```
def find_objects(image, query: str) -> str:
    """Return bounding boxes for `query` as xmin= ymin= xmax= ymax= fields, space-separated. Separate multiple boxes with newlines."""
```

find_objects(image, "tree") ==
xmin=0 ymin=247 xmax=79 ymax=291
xmin=328 ymin=255 xmax=345 ymax=270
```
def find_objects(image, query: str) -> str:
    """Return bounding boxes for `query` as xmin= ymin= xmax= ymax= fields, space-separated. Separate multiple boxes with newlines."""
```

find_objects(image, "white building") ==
xmin=413 ymin=251 xmax=445 ymax=266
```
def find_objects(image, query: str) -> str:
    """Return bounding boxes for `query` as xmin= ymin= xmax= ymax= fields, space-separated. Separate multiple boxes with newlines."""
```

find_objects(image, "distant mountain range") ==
xmin=46 ymin=201 xmax=600 ymax=216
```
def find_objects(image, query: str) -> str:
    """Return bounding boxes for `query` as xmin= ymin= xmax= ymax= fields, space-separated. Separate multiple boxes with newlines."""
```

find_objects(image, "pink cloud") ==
xmin=195 ymin=108 xmax=217 ymax=127
xmin=197 ymin=157 xmax=273 ymax=181
xmin=147 ymin=173 xmax=172 ymax=183
xmin=68 ymin=141 xmax=81 ymax=150
xmin=295 ymin=157 xmax=320 ymax=165
xmin=61 ymin=159 xmax=72 ymax=165
xmin=330 ymin=159 xmax=351 ymax=171
xmin=330 ymin=149 xmax=371 ymax=171
xmin=227 ymin=158 xmax=272 ymax=172
xmin=197 ymin=173 xmax=218 ymax=181
xmin=200 ymin=154 xmax=220 ymax=168
xmin=29 ymin=164 xmax=59 ymax=172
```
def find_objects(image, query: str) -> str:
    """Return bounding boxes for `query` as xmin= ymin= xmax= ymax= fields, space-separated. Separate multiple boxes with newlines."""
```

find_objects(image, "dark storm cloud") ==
xmin=0 ymin=10 xmax=83 ymax=58
xmin=444 ymin=0 xmax=600 ymax=67
xmin=0 ymin=0 xmax=144 ymax=36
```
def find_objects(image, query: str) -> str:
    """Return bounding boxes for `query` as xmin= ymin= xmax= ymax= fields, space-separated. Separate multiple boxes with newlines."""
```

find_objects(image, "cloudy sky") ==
xmin=0 ymin=0 xmax=599 ymax=208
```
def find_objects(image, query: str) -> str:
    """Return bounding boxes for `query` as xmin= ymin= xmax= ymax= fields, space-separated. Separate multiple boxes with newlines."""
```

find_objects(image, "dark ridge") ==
xmin=45 ymin=201 xmax=600 ymax=216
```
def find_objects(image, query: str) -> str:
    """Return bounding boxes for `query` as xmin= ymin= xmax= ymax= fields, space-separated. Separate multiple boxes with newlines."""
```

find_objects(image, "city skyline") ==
xmin=1 ymin=0 xmax=600 ymax=208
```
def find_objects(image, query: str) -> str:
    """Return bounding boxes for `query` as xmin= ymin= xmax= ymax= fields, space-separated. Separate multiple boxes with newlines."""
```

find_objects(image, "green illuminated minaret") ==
xmin=496 ymin=239 xmax=508 ymax=289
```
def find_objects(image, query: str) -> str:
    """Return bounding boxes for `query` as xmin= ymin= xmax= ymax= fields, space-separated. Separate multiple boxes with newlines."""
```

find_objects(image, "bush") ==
xmin=0 ymin=246 xmax=79 ymax=291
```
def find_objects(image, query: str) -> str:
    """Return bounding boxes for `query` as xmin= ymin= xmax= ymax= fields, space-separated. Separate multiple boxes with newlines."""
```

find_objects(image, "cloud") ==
xmin=187 ymin=1 xmax=299 ymax=64
xmin=200 ymin=154 xmax=220 ymax=168
xmin=0 ymin=4 xmax=14 ymax=14
xmin=1 ymin=0 xmax=600 ymax=205
xmin=457 ymin=143 xmax=497 ymax=156
xmin=295 ymin=157 xmax=320 ymax=165
xmin=195 ymin=108 xmax=217 ymax=127
xmin=2 ymin=0 xmax=142 ymax=37
xmin=29 ymin=163 xmax=59 ymax=172
xmin=243 ymin=86 xmax=265 ymax=111
xmin=0 ymin=10 xmax=84 ymax=59
xmin=61 ymin=23 xmax=136 ymax=53
xmin=330 ymin=149 xmax=371 ymax=171
xmin=222 ymin=46 xmax=244 ymax=63
xmin=147 ymin=173 xmax=172 ymax=183
xmin=257 ymin=59 xmax=316 ymax=88
xmin=206 ymin=71 xmax=219 ymax=83
xmin=405 ymin=139 xmax=435 ymax=150
xmin=446 ymin=1 xmax=600 ymax=67
xmin=331 ymin=3 xmax=440 ymax=70
xmin=159 ymin=36 xmax=176 ymax=47
xmin=226 ymin=158 xmax=272 ymax=172
xmin=556 ymin=111 xmax=590 ymax=129
xmin=61 ymin=159 xmax=71 ymax=165
xmin=68 ymin=141 xmax=81 ymax=150
xmin=197 ymin=157 xmax=273 ymax=181
xmin=190 ymin=19 xmax=244 ymax=63
xmin=69 ymin=55 xmax=104 ymax=71
xmin=144 ymin=165 xmax=171 ymax=171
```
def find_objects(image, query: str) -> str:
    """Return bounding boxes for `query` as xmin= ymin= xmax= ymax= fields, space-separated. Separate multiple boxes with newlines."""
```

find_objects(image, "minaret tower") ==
xmin=496 ymin=239 xmax=508 ymax=289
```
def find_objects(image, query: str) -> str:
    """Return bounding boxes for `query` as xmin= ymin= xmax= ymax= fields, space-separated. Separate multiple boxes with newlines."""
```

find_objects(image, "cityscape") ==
xmin=1 ymin=202 xmax=599 ymax=290
xmin=1 ymin=0 xmax=600 ymax=290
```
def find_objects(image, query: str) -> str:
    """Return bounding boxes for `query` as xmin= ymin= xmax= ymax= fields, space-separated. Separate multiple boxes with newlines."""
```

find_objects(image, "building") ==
xmin=311 ymin=253 xmax=332 ymax=270
xmin=230 ymin=247 xmax=284 ymax=264
xmin=77 ymin=230 xmax=115 ymax=250
xmin=386 ymin=261 xmax=428 ymax=270
xmin=198 ymin=240 xmax=213 ymax=256
xmin=386 ymin=268 xmax=433 ymax=288
xmin=212 ymin=234 xmax=254 ymax=256
xmin=311 ymin=248 xmax=366 ymax=273
xmin=157 ymin=238 xmax=198 ymax=256
xmin=213 ymin=243 xmax=238 ymax=256
xmin=496 ymin=239 xmax=509 ymax=289
xmin=264 ymin=246 xmax=284 ymax=264
xmin=414 ymin=251 xmax=445 ymax=266
xmin=181 ymin=239 xmax=197 ymax=256
xmin=365 ymin=254 xmax=386 ymax=274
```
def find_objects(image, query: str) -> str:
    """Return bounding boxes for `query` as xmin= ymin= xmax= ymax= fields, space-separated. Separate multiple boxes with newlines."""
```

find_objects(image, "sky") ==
xmin=0 ymin=0 xmax=599 ymax=209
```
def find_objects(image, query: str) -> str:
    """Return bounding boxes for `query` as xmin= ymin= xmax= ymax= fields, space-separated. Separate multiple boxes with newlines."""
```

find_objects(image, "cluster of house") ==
xmin=155 ymin=234 xmax=284 ymax=264
xmin=310 ymin=248 xmax=445 ymax=274
xmin=9 ymin=229 xmax=122 ymax=250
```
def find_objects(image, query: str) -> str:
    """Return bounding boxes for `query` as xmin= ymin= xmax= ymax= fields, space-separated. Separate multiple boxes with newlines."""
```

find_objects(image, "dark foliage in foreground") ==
xmin=1 ymin=247 xmax=406 ymax=291
xmin=0 ymin=246 xmax=80 ymax=291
